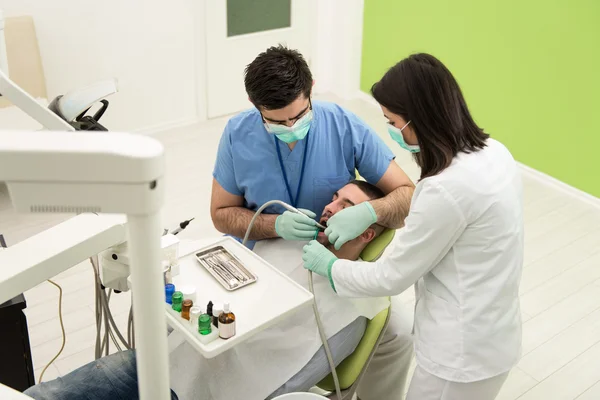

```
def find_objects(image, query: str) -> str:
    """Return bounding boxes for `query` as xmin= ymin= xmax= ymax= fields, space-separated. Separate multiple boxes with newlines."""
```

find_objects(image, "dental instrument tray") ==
xmin=195 ymin=246 xmax=257 ymax=291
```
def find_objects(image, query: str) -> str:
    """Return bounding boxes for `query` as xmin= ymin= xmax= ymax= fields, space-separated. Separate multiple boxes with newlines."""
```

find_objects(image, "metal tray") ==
xmin=195 ymin=245 xmax=257 ymax=291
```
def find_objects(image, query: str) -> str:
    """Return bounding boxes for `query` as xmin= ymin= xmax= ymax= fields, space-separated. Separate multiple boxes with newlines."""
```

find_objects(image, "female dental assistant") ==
xmin=303 ymin=53 xmax=524 ymax=400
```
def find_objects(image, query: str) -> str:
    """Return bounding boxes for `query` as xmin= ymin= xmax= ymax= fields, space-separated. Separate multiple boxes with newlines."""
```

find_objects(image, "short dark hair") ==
xmin=372 ymin=53 xmax=489 ymax=180
xmin=244 ymin=45 xmax=313 ymax=110
xmin=349 ymin=180 xmax=385 ymax=201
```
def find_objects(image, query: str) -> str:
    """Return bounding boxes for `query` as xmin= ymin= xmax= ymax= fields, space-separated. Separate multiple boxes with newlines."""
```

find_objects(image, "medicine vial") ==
xmin=165 ymin=284 xmax=175 ymax=304
xmin=171 ymin=291 xmax=183 ymax=312
xmin=218 ymin=302 xmax=236 ymax=339
xmin=181 ymin=299 xmax=193 ymax=320
xmin=212 ymin=303 xmax=223 ymax=327
xmin=198 ymin=314 xmax=212 ymax=335
xmin=190 ymin=307 xmax=202 ymax=327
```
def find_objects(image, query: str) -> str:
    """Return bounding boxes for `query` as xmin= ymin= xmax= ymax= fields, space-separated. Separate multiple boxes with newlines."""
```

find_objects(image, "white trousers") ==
xmin=406 ymin=366 xmax=509 ymax=400
xmin=357 ymin=301 xmax=414 ymax=400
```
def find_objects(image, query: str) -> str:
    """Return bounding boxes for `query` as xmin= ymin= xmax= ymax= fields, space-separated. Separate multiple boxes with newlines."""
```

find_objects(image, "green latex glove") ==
xmin=302 ymin=240 xmax=338 ymax=289
xmin=275 ymin=208 xmax=318 ymax=241
xmin=325 ymin=202 xmax=377 ymax=250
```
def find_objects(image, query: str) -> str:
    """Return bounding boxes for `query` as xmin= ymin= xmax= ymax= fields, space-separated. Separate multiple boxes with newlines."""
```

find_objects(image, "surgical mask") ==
xmin=264 ymin=110 xmax=313 ymax=143
xmin=387 ymin=121 xmax=420 ymax=153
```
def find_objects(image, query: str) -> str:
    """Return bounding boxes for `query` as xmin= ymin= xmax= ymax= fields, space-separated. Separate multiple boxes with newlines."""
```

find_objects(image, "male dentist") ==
xmin=210 ymin=45 xmax=415 ymax=400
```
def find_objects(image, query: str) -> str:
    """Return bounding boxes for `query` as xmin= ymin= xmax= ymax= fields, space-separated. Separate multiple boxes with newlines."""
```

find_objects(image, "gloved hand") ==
xmin=275 ymin=209 xmax=318 ymax=241
xmin=325 ymin=202 xmax=377 ymax=250
xmin=302 ymin=240 xmax=338 ymax=279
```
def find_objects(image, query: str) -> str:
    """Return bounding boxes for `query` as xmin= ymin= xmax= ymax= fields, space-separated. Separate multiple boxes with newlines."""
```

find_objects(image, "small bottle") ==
xmin=198 ymin=314 xmax=212 ymax=335
xmin=171 ymin=291 xmax=183 ymax=312
xmin=181 ymin=299 xmax=193 ymax=320
xmin=165 ymin=284 xmax=175 ymax=304
xmin=180 ymin=285 xmax=196 ymax=303
xmin=218 ymin=303 xmax=236 ymax=339
xmin=212 ymin=303 xmax=223 ymax=327
xmin=206 ymin=301 xmax=214 ymax=320
xmin=190 ymin=307 xmax=202 ymax=327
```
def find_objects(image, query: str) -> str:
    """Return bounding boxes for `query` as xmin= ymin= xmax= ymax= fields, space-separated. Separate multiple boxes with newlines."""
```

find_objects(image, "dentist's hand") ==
xmin=302 ymin=240 xmax=338 ymax=279
xmin=275 ymin=209 xmax=318 ymax=241
xmin=325 ymin=202 xmax=377 ymax=250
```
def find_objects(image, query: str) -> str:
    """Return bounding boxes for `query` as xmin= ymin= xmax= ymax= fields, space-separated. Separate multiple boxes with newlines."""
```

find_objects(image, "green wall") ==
xmin=361 ymin=0 xmax=600 ymax=198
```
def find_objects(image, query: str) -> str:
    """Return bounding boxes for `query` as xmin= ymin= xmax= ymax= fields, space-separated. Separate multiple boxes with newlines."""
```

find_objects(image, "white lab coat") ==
xmin=332 ymin=139 xmax=524 ymax=383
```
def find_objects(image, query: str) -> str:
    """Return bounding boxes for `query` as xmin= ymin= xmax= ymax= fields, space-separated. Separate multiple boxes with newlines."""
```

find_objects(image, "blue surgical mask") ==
xmin=264 ymin=110 xmax=313 ymax=143
xmin=387 ymin=121 xmax=420 ymax=153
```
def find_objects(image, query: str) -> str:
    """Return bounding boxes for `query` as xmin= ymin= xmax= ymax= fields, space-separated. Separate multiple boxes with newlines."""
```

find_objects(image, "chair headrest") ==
xmin=359 ymin=228 xmax=395 ymax=262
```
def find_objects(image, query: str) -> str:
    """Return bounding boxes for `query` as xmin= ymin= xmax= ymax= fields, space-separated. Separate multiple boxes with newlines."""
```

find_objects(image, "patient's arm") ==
xmin=210 ymin=179 xmax=278 ymax=240
xmin=372 ymin=161 xmax=414 ymax=229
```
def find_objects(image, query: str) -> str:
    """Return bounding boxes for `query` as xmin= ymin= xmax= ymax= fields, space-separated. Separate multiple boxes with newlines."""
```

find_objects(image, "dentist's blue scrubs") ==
xmin=213 ymin=100 xmax=394 ymax=247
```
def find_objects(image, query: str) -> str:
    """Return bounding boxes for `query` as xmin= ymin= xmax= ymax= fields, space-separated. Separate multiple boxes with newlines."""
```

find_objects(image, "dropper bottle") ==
xmin=218 ymin=302 xmax=236 ymax=339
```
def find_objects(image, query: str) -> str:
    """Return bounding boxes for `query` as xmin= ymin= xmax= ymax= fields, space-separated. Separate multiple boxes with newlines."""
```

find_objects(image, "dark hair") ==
xmin=244 ymin=45 xmax=312 ymax=110
xmin=371 ymin=53 xmax=489 ymax=180
xmin=349 ymin=180 xmax=385 ymax=201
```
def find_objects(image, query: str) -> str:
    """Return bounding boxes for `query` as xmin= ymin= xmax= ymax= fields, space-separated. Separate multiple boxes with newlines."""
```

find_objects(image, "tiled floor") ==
xmin=1 ymin=93 xmax=599 ymax=399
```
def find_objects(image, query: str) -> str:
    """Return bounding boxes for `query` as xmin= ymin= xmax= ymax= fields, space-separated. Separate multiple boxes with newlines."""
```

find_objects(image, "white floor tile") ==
xmin=495 ymin=367 xmax=538 ymax=400
xmin=519 ymin=308 xmax=600 ymax=380
xmin=521 ymin=282 xmax=600 ymax=355
xmin=24 ymin=284 xmax=96 ymax=328
xmin=54 ymin=346 xmax=96 ymax=376
xmin=521 ymin=229 xmax=600 ymax=294
xmin=576 ymin=381 xmax=600 ymax=400
xmin=517 ymin=341 xmax=600 ymax=400
xmin=29 ymin=305 xmax=96 ymax=347
xmin=523 ymin=214 xmax=600 ymax=267
xmin=31 ymin=325 xmax=97 ymax=370
xmin=520 ymin=252 xmax=600 ymax=317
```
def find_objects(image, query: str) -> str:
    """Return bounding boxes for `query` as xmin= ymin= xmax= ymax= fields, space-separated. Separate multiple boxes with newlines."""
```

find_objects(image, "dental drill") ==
xmin=242 ymin=200 xmax=342 ymax=400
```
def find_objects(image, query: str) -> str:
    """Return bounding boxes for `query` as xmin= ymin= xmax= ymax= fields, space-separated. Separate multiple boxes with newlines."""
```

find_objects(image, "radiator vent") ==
xmin=30 ymin=205 xmax=101 ymax=213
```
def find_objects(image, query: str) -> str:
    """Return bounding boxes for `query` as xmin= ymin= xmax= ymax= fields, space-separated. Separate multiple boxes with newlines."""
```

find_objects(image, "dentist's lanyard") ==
xmin=274 ymin=132 xmax=310 ymax=208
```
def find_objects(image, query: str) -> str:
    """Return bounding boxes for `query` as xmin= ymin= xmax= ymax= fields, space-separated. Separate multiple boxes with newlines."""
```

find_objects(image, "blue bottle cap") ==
xmin=165 ymin=283 xmax=175 ymax=304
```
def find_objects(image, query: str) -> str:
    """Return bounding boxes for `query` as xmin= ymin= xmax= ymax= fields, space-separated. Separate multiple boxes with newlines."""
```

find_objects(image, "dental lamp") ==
xmin=0 ymin=130 xmax=171 ymax=400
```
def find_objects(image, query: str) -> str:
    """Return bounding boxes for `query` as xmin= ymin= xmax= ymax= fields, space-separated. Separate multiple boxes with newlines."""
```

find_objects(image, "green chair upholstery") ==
xmin=317 ymin=307 xmax=390 ymax=391
xmin=316 ymin=228 xmax=395 ymax=393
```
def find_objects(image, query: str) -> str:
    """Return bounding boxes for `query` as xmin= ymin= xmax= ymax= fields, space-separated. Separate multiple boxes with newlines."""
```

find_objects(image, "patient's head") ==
xmin=318 ymin=180 xmax=385 ymax=261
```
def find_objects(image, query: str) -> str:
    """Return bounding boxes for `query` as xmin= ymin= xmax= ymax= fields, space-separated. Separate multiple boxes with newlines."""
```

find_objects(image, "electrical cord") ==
xmin=243 ymin=200 xmax=342 ymax=400
xmin=38 ymin=279 xmax=66 ymax=383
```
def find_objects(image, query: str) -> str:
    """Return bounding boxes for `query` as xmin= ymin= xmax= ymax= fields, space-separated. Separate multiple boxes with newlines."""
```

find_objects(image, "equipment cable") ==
xmin=242 ymin=200 xmax=342 ymax=400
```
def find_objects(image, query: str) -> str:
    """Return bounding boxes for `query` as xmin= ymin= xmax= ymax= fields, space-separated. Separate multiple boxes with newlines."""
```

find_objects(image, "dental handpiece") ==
xmin=282 ymin=204 xmax=326 ymax=230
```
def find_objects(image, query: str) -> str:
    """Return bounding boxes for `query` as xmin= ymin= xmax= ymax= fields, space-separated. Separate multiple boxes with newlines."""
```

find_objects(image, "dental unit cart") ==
xmin=129 ymin=236 xmax=314 ymax=358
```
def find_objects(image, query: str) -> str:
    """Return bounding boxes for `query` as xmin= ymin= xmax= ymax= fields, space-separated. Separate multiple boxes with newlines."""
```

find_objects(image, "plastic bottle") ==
xmin=181 ymin=299 xmax=193 ymax=320
xmin=212 ymin=303 xmax=223 ymax=327
xmin=165 ymin=284 xmax=175 ymax=304
xmin=171 ymin=291 xmax=183 ymax=312
xmin=198 ymin=314 xmax=212 ymax=335
xmin=218 ymin=302 xmax=236 ymax=339
xmin=190 ymin=307 xmax=202 ymax=327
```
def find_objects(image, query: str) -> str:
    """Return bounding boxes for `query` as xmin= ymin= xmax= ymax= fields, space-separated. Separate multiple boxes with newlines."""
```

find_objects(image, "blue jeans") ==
xmin=23 ymin=350 xmax=178 ymax=400
xmin=24 ymin=318 xmax=366 ymax=400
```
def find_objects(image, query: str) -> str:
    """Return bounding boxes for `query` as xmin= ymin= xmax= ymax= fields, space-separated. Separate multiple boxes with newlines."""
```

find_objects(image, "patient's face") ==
xmin=317 ymin=184 xmax=372 ymax=248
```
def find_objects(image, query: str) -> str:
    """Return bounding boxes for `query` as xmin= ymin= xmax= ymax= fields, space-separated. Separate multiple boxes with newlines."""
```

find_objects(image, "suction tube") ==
xmin=242 ymin=200 xmax=342 ymax=400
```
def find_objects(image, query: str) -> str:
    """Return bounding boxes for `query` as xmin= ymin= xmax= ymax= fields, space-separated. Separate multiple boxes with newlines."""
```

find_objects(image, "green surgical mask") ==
xmin=264 ymin=110 xmax=313 ymax=143
xmin=387 ymin=121 xmax=420 ymax=153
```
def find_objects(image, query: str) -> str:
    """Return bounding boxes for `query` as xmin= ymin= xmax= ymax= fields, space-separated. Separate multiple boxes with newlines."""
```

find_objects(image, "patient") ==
xmin=25 ymin=180 xmax=391 ymax=400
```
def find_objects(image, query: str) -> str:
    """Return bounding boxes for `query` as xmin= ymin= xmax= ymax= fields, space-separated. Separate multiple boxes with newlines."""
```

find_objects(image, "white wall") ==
xmin=1 ymin=0 xmax=198 ymax=132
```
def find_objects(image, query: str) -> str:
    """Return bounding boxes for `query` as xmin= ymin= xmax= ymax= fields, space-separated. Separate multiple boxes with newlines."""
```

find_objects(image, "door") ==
xmin=205 ymin=0 xmax=314 ymax=118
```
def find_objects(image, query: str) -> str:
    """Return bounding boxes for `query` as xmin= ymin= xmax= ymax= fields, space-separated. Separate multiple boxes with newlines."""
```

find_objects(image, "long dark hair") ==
xmin=372 ymin=53 xmax=489 ymax=180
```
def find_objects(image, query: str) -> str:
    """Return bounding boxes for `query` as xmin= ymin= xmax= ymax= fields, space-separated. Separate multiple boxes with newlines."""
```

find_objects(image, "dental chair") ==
xmin=316 ymin=228 xmax=395 ymax=400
